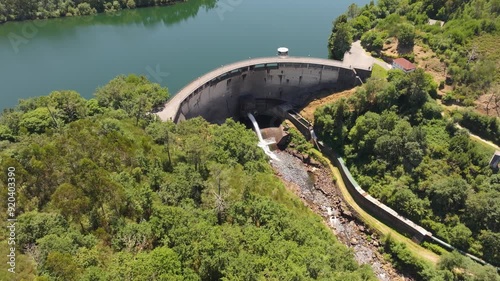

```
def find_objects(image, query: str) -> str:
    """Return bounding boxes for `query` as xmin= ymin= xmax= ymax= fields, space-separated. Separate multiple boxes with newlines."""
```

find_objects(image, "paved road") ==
xmin=456 ymin=123 xmax=500 ymax=150
xmin=343 ymin=41 xmax=392 ymax=71
xmin=441 ymin=111 xmax=500 ymax=151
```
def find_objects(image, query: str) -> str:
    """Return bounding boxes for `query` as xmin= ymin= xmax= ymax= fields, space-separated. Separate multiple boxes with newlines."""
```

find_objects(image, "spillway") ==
xmin=247 ymin=113 xmax=279 ymax=161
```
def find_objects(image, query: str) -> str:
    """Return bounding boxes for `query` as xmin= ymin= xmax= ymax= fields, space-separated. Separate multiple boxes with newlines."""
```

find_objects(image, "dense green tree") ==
xmin=458 ymin=109 xmax=500 ymax=144
xmin=113 ymin=221 xmax=153 ymax=252
xmin=146 ymin=120 xmax=175 ymax=167
xmin=429 ymin=176 xmax=470 ymax=215
xmin=47 ymin=90 xmax=88 ymax=123
xmin=19 ymin=107 xmax=57 ymax=133
xmin=0 ymin=124 xmax=15 ymax=141
xmin=388 ymin=188 xmax=430 ymax=221
xmin=347 ymin=3 xmax=360 ymax=18
xmin=378 ymin=0 xmax=399 ymax=16
xmin=175 ymin=117 xmax=211 ymax=171
xmin=0 ymin=0 xmax=191 ymax=22
xmin=397 ymin=23 xmax=416 ymax=48
xmin=51 ymin=183 xmax=91 ymax=228
xmin=479 ymin=230 xmax=500 ymax=265
xmin=17 ymin=212 xmax=68 ymax=249
xmin=44 ymin=251 xmax=82 ymax=281
xmin=439 ymin=250 xmax=500 ymax=281
xmin=95 ymin=74 xmax=168 ymax=121
xmin=314 ymin=98 xmax=349 ymax=151
xmin=361 ymin=30 xmax=384 ymax=53
xmin=350 ymin=15 xmax=371 ymax=39
xmin=449 ymin=223 xmax=473 ymax=251
xmin=125 ymin=247 xmax=185 ymax=281
xmin=209 ymin=119 xmax=266 ymax=172
xmin=465 ymin=191 xmax=500 ymax=233
xmin=328 ymin=22 xmax=353 ymax=60
xmin=77 ymin=3 xmax=97 ymax=15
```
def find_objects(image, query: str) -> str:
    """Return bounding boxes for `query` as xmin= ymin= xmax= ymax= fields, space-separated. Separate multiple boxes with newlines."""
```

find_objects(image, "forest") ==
xmin=1 ymin=0 xmax=500 ymax=280
xmin=0 ymin=75 xmax=378 ymax=280
xmin=319 ymin=0 xmax=500 ymax=278
xmin=314 ymin=70 xmax=500 ymax=280
xmin=328 ymin=0 xmax=499 ymax=107
xmin=0 ymin=0 xmax=190 ymax=23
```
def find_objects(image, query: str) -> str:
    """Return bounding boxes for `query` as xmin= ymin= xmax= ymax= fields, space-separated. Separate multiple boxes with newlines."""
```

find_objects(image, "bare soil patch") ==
xmin=299 ymin=88 xmax=358 ymax=122
xmin=383 ymin=38 xmax=449 ymax=95
xmin=475 ymin=92 xmax=500 ymax=117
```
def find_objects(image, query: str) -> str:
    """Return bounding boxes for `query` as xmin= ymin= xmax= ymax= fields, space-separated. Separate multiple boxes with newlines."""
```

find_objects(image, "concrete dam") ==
xmin=157 ymin=54 xmax=371 ymax=123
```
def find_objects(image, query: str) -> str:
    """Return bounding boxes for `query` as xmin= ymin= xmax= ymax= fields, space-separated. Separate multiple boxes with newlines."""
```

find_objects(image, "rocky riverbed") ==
xmin=271 ymin=149 xmax=413 ymax=281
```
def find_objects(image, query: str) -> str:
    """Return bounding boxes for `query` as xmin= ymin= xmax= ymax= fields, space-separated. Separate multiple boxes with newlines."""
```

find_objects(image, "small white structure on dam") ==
xmin=277 ymin=47 xmax=289 ymax=57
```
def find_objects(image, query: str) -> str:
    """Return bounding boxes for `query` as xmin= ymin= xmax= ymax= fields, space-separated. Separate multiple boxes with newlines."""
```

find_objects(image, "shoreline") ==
xmin=0 ymin=0 xmax=186 ymax=25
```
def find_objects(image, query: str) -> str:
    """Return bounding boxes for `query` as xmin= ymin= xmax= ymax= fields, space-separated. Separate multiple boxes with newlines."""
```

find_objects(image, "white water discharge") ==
xmin=247 ymin=113 xmax=280 ymax=161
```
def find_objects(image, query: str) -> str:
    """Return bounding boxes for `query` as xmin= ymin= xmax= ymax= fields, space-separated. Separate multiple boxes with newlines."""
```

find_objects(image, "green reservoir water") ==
xmin=0 ymin=0 xmax=369 ymax=110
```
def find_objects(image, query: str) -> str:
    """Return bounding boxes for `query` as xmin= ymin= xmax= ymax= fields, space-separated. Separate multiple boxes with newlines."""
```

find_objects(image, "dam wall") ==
xmin=157 ymin=56 xmax=369 ymax=123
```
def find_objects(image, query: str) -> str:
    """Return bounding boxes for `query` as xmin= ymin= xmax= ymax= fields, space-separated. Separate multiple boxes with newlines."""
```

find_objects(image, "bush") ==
xmin=126 ymin=0 xmax=136 ymax=9
xmin=350 ymin=15 xmax=371 ymax=39
xmin=458 ymin=110 xmax=500 ymax=144
xmin=398 ymin=23 xmax=416 ymax=48
xmin=422 ymin=241 xmax=448 ymax=255
xmin=361 ymin=30 xmax=385 ymax=53
xmin=77 ymin=3 xmax=96 ymax=16
xmin=422 ymin=102 xmax=442 ymax=120
xmin=401 ymin=52 xmax=415 ymax=62
xmin=0 ymin=125 xmax=16 ymax=141
xmin=442 ymin=92 xmax=455 ymax=104
xmin=383 ymin=235 xmax=439 ymax=279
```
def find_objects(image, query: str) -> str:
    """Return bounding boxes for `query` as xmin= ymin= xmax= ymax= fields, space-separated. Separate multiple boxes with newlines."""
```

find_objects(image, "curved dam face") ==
xmin=157 ymin=56 xmax=372 ymax=123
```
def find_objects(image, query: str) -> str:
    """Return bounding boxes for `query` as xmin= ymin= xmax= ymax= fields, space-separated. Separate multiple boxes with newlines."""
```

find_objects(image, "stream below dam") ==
xmin=271 ymin=149 xmax=415 ymax=281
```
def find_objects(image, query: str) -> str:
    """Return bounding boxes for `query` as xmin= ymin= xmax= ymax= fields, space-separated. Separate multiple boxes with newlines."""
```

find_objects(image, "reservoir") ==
xmin=0 ymin=0 xmax=370 ymax=110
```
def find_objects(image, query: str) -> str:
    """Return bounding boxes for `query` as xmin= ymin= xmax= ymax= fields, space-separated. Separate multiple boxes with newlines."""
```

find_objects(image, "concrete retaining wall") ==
xmin=318 ymin=144 xmax=431 ymax=242
xmin=321 ymin=144 xmax=499 ymax=269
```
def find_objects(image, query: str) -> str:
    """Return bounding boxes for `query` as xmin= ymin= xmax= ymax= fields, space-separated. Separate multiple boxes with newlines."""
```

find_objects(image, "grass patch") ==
xmin=470 ymin=136 xmax=497 ymax=155
xmin=371 ymin=63 xmax=388 ymax=80
xmin=472 ymin=33 xmax=500 ymax=87
xmin=422 ymin=241 xmax=449 ymax=255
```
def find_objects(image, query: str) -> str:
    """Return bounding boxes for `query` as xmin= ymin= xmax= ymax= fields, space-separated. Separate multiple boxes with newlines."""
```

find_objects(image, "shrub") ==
xmin=77 ymin=3 xmax=96 ymax=16
xmin=398 ymin=23 xmax=416 ymax=48
xmin=361 ymin=30 xmax=385 ymax=53
xmin=442 ymin=92 xmax=455 ymax=104
xmin=458 ymin=110 xmax=500 ymax=144
xmin=127 ymin=0 xmax=136 ymax=9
